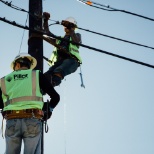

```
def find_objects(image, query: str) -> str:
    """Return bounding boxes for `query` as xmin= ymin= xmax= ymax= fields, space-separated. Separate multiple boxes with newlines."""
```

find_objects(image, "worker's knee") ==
xmin=52 ymin=73 xmax=63 ymax=87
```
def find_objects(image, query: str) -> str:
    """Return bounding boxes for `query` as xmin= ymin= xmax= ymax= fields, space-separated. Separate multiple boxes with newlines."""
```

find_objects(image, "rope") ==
xmin=0 ymin=16 xmax=154 ymax=70
xmin=62 ymin=85 xmax=67 ymax=154
xmin=64 ymin=96 xmax=67 ymax=154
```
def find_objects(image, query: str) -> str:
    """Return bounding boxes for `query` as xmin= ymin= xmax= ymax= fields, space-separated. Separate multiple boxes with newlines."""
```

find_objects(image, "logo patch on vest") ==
xmin=14 ymin=74 xmax=28 ymax=80
xmin=6 ymin=76 xmax=13 ymax=82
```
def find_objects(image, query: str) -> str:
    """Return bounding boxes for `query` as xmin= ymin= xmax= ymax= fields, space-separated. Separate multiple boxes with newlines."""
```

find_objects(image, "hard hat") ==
xmin=64 ymin=17 xmax=77 ymax=26
xmin=10 ymin=53 xmax=37 ymax=70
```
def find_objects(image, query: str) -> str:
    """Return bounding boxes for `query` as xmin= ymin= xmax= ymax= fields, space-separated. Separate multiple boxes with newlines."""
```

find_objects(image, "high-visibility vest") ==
xmin=0 ymin=70 xmax=43 ymax=111
xmin=49 ymin=37 xmax=82 ymax=66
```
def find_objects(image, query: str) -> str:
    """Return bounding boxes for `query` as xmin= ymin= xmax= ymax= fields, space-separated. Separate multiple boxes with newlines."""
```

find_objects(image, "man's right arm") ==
xmin=29 ymin=11 xmax=56 ymax=46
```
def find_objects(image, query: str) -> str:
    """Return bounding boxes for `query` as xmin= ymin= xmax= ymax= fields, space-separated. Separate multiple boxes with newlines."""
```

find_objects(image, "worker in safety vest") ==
xmin=0 ymin=53 xmax=60 ymax=154
xmin=30 ymin=12 xmax=82 ymax=86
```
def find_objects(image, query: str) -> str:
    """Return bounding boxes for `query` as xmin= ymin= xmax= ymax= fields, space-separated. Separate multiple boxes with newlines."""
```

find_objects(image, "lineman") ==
xmin=0 ymin=53 xmax=60 ymax=154
xmin=31 ymin=12 xmax=82 ymax=86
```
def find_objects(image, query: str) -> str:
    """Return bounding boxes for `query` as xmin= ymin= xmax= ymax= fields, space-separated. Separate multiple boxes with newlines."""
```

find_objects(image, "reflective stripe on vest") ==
xmin=32 ymin=71 xmax=36 ymax=96
xmin=1 ymin=71 xmax=43 ymax=107
xmin=69 ymin=47 xmax=78 ymax=53
xmin=4 ymin=96 xmax=43 ymax=106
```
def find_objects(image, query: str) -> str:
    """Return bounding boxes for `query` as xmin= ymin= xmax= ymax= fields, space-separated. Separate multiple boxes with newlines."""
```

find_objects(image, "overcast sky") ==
xmin=0 ymin=0 xmax=154 ymax=154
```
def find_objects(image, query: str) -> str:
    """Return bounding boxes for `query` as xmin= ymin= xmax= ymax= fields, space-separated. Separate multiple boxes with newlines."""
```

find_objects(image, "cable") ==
xmin=0 ymin=16 xmax=154 ymax=70
xmin=0 ymin=0 xmax=33 ymax=17
xmin=48 ymin=19 xmax=154 ymax=51
xmin=77 ymin=26 xmax=154 ymax=50
xmin=0 ymin=0 xmax=27 ymax=12
xmin=50 ymin=22 xmax=154 ymax=50
xmin=48 ymin=21 xmax=60 ymax=27
xmin=0 ymin=0 xmax=58 ymax=24
xmin=18 ymin=14 xmax=28 ymax=54
xmin=77 ymin=0 xmax=154 ymax=22
xmin=1 ymin=0 xmax=154 ymax=50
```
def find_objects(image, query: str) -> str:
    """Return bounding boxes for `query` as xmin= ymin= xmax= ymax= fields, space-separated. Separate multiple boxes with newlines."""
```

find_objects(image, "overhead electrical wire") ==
xmin=71 ymin=26 xmax=154 ymax=50
xmin=1 ymin=0 xmax=154 ymax=69
xmin=1 ymin=0 xmax=154 ymax=51
xmin=0 ymin=0 xmax=28 ymax=12
xmin=0 ymin=0 xmax=57 ymax=23
xmin=49 ymin=22 xmax=154 ymax=50
xmin=77 ymin=0 xmax=154 ymax=22
xmin=0 ymin=16 xmax=154 ymax=70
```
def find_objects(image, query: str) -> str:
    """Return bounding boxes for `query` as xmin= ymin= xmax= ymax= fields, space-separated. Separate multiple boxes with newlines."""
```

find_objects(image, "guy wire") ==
xmin=18 ymin=14 xmax=28 ymax=54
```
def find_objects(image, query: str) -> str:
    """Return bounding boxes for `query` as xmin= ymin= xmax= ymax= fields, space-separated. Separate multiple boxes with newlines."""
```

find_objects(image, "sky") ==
xmin=0 ymin=0 xmax=154 ymax=154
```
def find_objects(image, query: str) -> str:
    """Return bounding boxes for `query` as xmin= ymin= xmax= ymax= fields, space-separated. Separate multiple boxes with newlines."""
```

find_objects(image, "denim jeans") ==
xmin=44 ymin=58 xmax=79 ymax=86
xmin=5 ymin=118 xmax=42 ymax=154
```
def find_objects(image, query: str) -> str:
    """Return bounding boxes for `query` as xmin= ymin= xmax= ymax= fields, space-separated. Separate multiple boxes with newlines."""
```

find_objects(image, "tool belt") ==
xmin=3 ymin=109 xmax=44 ymax=120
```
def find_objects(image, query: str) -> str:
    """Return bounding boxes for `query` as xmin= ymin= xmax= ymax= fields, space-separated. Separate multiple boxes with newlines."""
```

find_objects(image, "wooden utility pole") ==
xmin=28 ymin=0 xmax=43 ymax=72
xmin=28 ymin=0 xmax=44 ymax=154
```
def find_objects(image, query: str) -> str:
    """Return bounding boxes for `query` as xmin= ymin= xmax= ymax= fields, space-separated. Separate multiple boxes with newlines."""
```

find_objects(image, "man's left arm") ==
xmin=39 ymin=72 xmax=60 ymax=109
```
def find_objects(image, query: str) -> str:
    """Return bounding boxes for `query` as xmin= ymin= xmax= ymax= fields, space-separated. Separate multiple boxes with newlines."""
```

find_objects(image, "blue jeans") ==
xmin=44 ymin=58 xmax=79 ymax=86
xmin=5 ymin=118 xmax=42 ymax=154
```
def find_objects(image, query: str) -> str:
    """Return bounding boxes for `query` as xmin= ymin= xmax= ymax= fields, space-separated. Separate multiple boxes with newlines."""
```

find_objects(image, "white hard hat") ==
xmin=10 ymin=53 xmax=37 ymax=70
xmin=64 ymin=17 xmax=77 ymax=26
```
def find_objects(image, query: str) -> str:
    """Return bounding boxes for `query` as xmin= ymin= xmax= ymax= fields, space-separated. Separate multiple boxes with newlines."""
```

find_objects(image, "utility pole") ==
xmin=28 ymin=0 xmax=44 ymax=154
xmin=28 ymin=0 xmax=43 ymax=72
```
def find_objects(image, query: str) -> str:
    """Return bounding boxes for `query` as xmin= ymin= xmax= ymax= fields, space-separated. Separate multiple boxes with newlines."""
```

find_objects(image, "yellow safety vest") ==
xmin=0 ymin=70 xmax=43 ymax=111
xmin=49 ymin=37 xmax=82 ymax=66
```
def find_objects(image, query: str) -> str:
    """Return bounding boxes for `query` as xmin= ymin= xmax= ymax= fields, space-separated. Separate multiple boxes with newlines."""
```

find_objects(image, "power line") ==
xmin=0 ymin=0 xmax=29 ymax=13
xmin=77 ymin=0 xmax=154 ymax=22
xmin=0 ymin=0 xmax=58 ymax=23
xmin=75 ymin=27 xmax=154 ymax=50
xmin=1 ymin=0 xmax=154 ymax=51
xmin=0 ymin=16 xmax=154 ymax=69
xmin=49 ymin=22 xmax=154 ymax=50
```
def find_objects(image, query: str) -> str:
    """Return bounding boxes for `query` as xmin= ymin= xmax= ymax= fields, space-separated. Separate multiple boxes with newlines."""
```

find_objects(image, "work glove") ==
xmin=43 ymin=12 xmax=50 ymax=21
xmin=42 ymin=101 xmax=52 ymax=121
xmin=61 ymin=20 xmax=76 ymax=29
